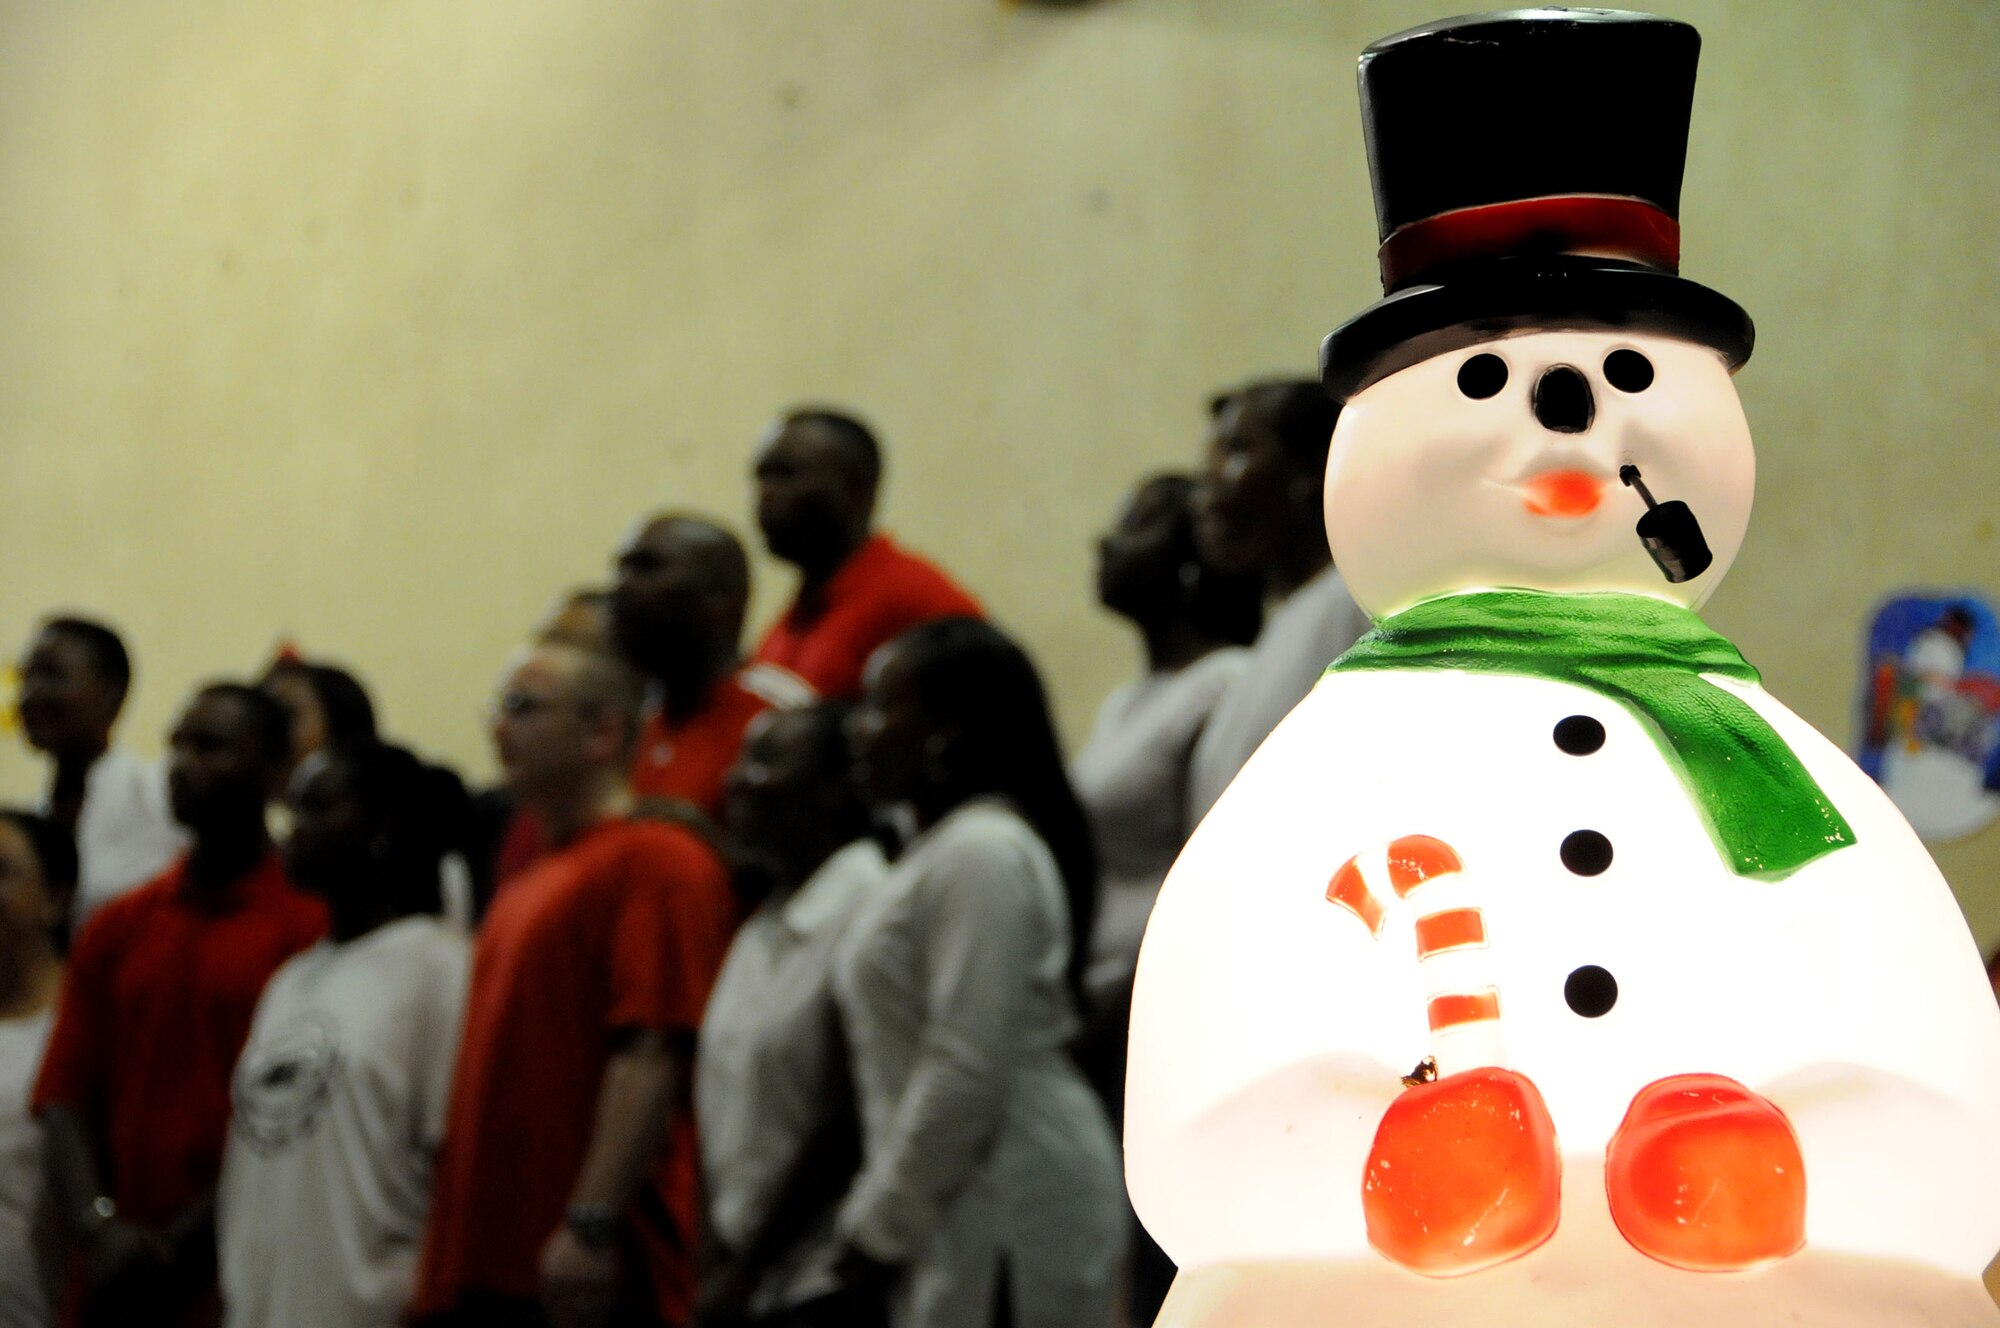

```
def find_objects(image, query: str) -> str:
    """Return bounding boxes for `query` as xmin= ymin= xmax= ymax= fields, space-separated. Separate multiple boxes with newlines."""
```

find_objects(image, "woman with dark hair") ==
xmin=0 ymin=807 xmax=72 ymax=1326
xmin=260 ymin=659 xmax=379 ymax=779
xmin=832 ymin=618 xmax=1123 ymax=1328
xmin=218 ymin=742 xmax=469 ymax=1328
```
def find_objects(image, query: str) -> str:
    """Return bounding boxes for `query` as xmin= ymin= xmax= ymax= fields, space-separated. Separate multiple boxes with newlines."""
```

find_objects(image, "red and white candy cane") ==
xmin=1326 ymin=834 xmax=1501 ymax=1075
xmin=1327 ymin=834 xmax=1563 ymax=1275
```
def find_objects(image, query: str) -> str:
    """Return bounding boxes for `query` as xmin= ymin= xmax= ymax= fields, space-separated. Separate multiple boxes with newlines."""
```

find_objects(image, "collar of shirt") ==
xmin=785 ymin=532 xmax=895 ymax=629
xmin=778 ymin=839 xmax=885 ymax=939
xmin=165 ymin=847 xmax=290 ymax=911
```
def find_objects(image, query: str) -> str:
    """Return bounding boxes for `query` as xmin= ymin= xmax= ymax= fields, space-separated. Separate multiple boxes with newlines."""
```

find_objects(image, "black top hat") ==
xmin=1318 ymin=8 xmax=1754 ymax=402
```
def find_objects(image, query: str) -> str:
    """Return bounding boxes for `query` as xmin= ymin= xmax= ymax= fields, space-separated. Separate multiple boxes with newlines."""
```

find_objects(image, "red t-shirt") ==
xmin=753 ymin=532 xmax=983 ymax=700
xmin=411 ymin=817 xmax=736 ymax=1323
xmin=492 ymin=805 xmax=546 ymax=888
xmin=628 ymin=665 xmax=811 ymax=817
xmin=33 ymin=852 xmax=327 ymax=1219
xmin=32 ymin=852 xmax=326 ymax=1325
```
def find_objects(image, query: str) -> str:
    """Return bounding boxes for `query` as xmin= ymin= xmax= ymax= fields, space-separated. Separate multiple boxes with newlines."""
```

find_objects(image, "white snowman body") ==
xmin=1125 ymin=328 xmax=2000 ymax=1302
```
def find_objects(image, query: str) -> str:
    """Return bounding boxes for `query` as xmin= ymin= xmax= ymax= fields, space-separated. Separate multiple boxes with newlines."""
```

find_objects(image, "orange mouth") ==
xmin=1522 ymin=470 xmax=1604 ymax=517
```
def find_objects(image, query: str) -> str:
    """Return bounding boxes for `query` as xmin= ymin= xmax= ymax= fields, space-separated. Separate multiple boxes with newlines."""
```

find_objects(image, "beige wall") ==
xmin=3 ymin=0 xmax=1997 ymax=943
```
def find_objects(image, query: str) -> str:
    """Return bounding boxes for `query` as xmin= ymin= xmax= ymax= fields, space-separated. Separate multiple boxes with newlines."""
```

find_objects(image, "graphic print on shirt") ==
xmin=233 ymin=1009 xmax=343 ymax=1154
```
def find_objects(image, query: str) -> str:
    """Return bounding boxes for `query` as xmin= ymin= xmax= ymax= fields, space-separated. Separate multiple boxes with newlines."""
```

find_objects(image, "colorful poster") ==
xmin=1859 ymin=591 xmax=2000 ymax=843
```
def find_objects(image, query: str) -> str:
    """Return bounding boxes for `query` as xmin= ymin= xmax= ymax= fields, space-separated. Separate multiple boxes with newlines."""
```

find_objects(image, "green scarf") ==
xmin=1327 ymin=590 xmax=1855 ymax=880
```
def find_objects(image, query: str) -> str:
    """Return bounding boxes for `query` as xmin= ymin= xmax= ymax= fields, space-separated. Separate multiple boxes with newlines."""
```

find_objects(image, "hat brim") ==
xmin=1319 ymin=258 xmax=1754 ymax=402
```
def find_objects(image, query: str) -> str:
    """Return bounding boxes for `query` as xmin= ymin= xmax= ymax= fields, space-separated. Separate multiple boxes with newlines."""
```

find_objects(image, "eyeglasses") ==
xmin=484 ymin=689 xmax=573 ymax=724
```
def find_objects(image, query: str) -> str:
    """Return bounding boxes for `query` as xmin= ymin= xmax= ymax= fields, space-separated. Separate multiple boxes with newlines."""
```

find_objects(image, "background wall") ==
xmin=3 ymin=0 xmax=1997 ymax=942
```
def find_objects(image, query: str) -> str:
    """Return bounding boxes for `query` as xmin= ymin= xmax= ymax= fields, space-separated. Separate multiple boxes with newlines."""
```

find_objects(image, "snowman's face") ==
xmin=1324 ymin=328 xmax=1755 ymax=619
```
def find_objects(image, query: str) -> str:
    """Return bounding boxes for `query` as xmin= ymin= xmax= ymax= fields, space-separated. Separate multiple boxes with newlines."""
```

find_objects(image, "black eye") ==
xmin=1456 ymin=353 xmax=1508 ymax=399
xmin=1604 ymin=348 xmax=1654 ymax=393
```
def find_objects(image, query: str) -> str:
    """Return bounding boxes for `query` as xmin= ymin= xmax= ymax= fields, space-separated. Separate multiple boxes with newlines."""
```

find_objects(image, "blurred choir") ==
xmin=0 ymin=392 xmax=1373 ymax=1328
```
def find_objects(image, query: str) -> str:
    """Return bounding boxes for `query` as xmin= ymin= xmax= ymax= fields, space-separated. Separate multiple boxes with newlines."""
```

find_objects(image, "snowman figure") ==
xmin=1125 ymin=11 xmax=2000 ymax=1326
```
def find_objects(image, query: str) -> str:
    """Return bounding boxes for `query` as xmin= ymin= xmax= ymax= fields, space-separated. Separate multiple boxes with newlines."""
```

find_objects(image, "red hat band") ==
xmin=1378 ymin=195 xmax=1682 ymax=293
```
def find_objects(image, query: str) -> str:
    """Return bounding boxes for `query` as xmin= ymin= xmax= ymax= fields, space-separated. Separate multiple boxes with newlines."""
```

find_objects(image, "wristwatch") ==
xmin=78 ymin=1194 xmax=116 ymax=1236
xmin=564 ymin=1202 xmax=621 ymax=1252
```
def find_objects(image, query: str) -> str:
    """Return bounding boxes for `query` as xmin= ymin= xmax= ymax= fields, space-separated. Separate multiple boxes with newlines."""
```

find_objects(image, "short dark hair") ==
xmin=322 ymin=741 xmax=469 ymax=918
xmin=784 ymin=407 xmax=883 ymax=491
xmin=1210 ymin=378 xmax=1342 ymax=472
xmin=42 ymin=616 xmax=132 ymax=703
xmin=196 ymin=682 xmax=295 ymax=768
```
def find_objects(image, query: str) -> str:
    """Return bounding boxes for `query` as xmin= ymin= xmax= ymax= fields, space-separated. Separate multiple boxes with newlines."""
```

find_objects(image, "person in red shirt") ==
xmin=34 ymin=682 xmax=326 ymax=1328
xmin=611 ymin=514 xmax=810 ymax=829
xmin=750 ymin=409 xmax=983 ymax=700
xmin=411 ymin=642 xmax=735 ymax=1328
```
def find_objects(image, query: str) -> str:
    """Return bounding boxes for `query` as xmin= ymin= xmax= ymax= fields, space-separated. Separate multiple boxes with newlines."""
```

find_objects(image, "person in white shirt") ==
xmin=218 ymin=741 xmax=470 ymax=1328
xmin=837 ymin=618 xmax=1124 ymax=1328
xmin=1186 ymin=380 xmax=1374 ymax=822
xmin=0 ymin=808 xmax=72 ymax=1328
xmin=1073 ymin=472 xmax=1263 ymax=1027
xmin=14 ymin=617 xmax=186 ymax=931
xmin=696 ymin=705 xmax=888 ymax=1328
xmin=1069 ymin=473 xmax=1263 ymax=1326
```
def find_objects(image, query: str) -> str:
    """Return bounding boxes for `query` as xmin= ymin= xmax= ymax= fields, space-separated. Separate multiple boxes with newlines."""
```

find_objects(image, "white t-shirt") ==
xmin=219 ymin=916 xmax=468 ymax=1328
xmin=56 ymin=746 xmax=187 ymax=929
xmin=0 ymin=1009 xmax=53 ymax=1328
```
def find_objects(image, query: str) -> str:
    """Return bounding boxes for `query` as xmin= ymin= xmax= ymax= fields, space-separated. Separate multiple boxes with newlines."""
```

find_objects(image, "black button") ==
xmin=1565 ymin=965 xmax=1618 ymax=1017
xmin=1560 ymin=830 xmax=1613 ymax=875
xmin=1553 ymin=715 xmax=1605 ymax=755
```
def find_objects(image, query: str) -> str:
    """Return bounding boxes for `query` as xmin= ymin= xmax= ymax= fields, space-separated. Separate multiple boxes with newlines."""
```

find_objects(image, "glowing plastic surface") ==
xmin=1124 ymin=324 xmax=2000 ymax=1323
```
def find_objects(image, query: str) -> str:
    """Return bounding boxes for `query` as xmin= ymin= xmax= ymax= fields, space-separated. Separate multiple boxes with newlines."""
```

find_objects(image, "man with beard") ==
xmin=612 ymin=515 xmax=811 ymax=826
xmin=749 ymin=409 xmax=981 ymax=701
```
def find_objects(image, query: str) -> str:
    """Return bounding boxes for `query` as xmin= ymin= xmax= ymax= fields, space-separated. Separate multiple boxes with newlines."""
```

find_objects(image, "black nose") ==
xmin=1533 ymin=365 xmax=1594 ymax=434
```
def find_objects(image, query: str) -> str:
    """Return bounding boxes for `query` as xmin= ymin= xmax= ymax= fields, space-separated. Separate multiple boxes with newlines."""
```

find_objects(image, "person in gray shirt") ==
xmin=1186 ymin=380 xmax=1373 ymax=824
